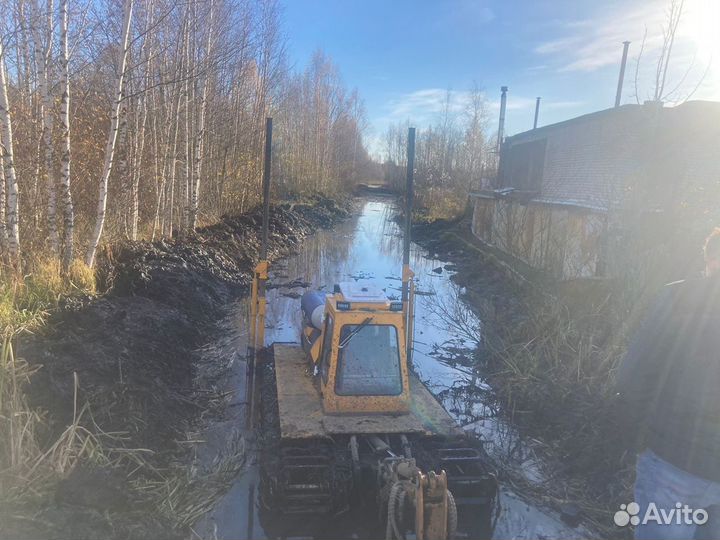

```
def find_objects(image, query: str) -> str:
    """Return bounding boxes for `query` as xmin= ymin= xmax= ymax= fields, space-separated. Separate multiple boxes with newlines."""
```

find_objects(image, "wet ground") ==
xmin=9 ymin=196 xmax=351 ymax=540
xmin=195 ymin=198 xmax=590 ymax=539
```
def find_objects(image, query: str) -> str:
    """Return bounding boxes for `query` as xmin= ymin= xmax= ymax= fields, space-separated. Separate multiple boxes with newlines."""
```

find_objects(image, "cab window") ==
xmin=335 ymin=324 xmax=402 ymax=396
xmin=320 ymin=316 xmax=334 ymax=384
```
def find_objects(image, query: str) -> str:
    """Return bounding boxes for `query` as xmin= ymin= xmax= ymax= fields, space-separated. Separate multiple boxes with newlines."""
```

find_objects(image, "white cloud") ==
xmin=531 ymin=0 xmax=719 ymax=101
xmin=381 ymin=88 xmax=585 ymax=125
xmin=534 ymin=1 xmax=667 ymax=73
xmin=370 ymin=88 xmax=586 ymax=150
xmin=384 ymin=88 xmax=473 ymax=123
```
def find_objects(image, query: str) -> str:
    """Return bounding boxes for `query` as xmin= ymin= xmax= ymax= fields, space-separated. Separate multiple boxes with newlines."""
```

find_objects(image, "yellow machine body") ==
xmin=304 ymin=290 xmax=411 ymax=414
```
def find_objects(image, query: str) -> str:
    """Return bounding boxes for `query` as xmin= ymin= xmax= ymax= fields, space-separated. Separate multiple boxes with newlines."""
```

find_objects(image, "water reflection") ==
xmin=196 ymin=198 xmax=588 ymax=539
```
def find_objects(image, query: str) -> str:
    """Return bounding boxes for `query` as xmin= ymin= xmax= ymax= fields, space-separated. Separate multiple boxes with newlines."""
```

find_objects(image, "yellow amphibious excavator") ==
xmin=246 ymin=120 xmax=498 ymax=539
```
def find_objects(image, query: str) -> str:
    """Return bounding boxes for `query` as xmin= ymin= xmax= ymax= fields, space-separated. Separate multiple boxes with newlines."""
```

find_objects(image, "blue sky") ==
xmin=282 ymin=0 xmax=720 ymax=157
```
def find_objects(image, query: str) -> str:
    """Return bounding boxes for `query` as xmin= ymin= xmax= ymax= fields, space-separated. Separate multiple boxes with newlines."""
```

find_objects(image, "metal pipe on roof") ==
xmin=615 ymin=41 xmax=631 ymax=108
xmin=497 ymin=86 xmax=508 ymax=154
xmin=533 ymin=97 xmax=541 ymax=129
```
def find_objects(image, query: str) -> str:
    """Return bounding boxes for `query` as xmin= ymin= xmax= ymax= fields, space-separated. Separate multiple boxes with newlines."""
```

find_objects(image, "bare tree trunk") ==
xmin=0 ymin=151 xmax=7 ymax=260
xmin=164 ymin=89 xmax=182 ymax=237
xmin=32 ymin=0 xmax=59 ymax=253
xmin=85 ymin=0 xmax=134 ymax=267
xmin=0 ymin=42 xmax=21 ymax=265
xmin=130 ymin=0 xmax=153 ymax=241
xmin=131 ymin=95 xmax=147 ymax=241
xmin=180 ymin=11 xmax=191 ymax=234
xmin=117 ymin=96 xmax=129 ymax=236
xmin=59 ymin=0 xmax=74 ymax=270
xmin=189 ymin=0 xmax=214 ymax=230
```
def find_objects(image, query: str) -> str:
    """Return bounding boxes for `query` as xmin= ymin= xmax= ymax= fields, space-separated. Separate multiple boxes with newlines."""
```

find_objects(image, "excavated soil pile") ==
xmin=12 ymin=195 xmax=350 ymax=539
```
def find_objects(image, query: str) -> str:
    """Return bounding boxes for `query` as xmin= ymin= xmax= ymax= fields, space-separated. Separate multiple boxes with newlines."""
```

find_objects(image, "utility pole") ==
xmin=615 ymin=41 xmax=631 ymax=108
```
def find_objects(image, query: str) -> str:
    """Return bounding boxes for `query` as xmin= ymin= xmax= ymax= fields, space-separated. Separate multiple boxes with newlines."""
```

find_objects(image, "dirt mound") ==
xmin=14 ymin=195 xmax=351 ymax=538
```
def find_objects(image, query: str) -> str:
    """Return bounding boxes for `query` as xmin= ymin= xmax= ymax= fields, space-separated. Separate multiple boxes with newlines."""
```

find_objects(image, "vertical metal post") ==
xmin=533 ymin=97 xmax=541 ymax=129
xmin=247 ymin=117 xmax=272 ymax=429
xmin=257 ymin=117 xmax=272 ymax=348
xmin=261 ymin=117 xmax=272 ymax=260
xmin=496 ymin=86 xmax=508 ymax=155
xmin=615 ymin=41 xmax=631 ymax=108
xmin=402 ymin=127 xmax=416 ymax=278
xmin=402 ymin=127 xmax=416 ymax=365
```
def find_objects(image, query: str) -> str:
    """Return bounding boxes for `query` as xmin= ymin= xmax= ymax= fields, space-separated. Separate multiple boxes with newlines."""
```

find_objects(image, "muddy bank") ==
xmin=411 ymin=214 xmax=630 ymax=537
xmin=9 ymin=195 xmax=351 ymax=540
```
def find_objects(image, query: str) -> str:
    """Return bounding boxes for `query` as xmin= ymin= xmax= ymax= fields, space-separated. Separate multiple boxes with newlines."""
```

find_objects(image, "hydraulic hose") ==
xmin=386 ymin=480 xmax=411 ymax=540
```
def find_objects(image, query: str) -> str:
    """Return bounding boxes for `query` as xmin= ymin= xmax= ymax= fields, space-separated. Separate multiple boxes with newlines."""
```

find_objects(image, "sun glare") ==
xmin=685 ymin=0 xmax=720 ymax=64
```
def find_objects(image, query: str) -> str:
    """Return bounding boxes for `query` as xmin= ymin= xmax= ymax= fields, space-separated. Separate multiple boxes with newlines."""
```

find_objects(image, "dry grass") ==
xmin=140 ymin=430 xmax=246 ymax=529
xmin=484 ymin=295 xmax=634 ymax=536
xmin=417 ymin=186 xmax=468 ymax=221
xmin=0 ymin=257 xmax=246 ymax=537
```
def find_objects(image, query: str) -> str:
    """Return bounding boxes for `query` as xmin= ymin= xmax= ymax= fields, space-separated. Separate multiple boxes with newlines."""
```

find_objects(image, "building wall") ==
xmin=499 ymin=106 xmax=650 ymax=210
xmin=472 ymin=197 xmax=606 ymax=280
xmin=482 ymin=101 xmax=720 ymax=281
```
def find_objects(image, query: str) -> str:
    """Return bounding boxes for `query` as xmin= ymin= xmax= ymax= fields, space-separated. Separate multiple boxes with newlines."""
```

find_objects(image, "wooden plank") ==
xmin=273 ymin=344 xmax=325 ymax=439
xmin=273 ymin=344 xmax=461 ymax=439
xmin=409 ymin=376 xmax=463 ymax=437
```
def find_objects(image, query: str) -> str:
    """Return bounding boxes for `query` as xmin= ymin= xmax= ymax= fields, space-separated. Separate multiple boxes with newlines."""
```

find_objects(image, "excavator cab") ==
xmin=301 ymin=282 xmax=411 ymax=414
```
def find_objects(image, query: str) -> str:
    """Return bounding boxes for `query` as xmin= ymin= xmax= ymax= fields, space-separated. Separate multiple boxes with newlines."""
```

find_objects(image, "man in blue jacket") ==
xmin=617 ymin=228 xmax=720 ymax=540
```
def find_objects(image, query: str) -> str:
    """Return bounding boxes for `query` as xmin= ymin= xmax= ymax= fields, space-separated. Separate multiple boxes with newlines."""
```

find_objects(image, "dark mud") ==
xmin=9 ymin=195 xmax=351 ymax=540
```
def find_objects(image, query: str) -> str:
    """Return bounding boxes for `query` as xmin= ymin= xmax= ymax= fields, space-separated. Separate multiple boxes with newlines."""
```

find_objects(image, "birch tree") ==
xmin=85 ymin=0 xmax=134 ymax=267
xmin=0 ymin=0 xmax=372 ymax=271
xmin=58 ymin=0 xmax=74 ymax=269
xmin=189 ymin=0 xmax=214 ymax=231
xmin=0 ymin=151 xmax=7 ymax=260
xmin=0 ymin=39 xmax=21 ymax=264
xmin=32 ymin=0 xmax=59 ymax=253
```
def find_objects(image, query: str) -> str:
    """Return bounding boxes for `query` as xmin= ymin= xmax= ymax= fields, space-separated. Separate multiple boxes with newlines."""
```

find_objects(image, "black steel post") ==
xmin=615 ymin=41 xmax=631 ymax=108
xmin=247 ymin=117 xmax=272 ymax=429
xmin=261 ymin=117 xmax=272 ymax=259
xmin=402 ymin=127 xmax=416 ymax=291
xmin=533 ymin=97 xmax=541 ymax=129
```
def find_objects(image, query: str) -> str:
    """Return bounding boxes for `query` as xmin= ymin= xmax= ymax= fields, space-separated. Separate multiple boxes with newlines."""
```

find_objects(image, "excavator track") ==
xmin=258 ymin=359 xmax=352 ymax=516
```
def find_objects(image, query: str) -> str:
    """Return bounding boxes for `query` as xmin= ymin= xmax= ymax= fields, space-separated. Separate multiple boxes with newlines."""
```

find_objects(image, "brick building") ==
xmin=471 ymin=100 xmax=720 ymax=280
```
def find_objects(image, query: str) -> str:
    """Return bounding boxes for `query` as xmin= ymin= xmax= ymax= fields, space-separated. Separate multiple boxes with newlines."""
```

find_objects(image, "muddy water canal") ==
xmin=195 ymin=198 xmax=587 ymax=540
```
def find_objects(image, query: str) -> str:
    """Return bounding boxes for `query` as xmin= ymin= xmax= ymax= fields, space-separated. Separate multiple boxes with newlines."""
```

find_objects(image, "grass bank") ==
xmin=0 ymin=194 xmax=351 ymax=539
xmin=412 ymin=215 xmax=639 ymax=538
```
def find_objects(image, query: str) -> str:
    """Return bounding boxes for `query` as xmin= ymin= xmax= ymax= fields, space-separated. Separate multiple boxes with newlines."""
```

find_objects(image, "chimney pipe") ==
xmin=497 ymin=86 xmax=508 ymax=154
xmin=615 ymin=41 xmax=630 ymax=108
xmin=533 ymin=97 xmax=541 ymax=129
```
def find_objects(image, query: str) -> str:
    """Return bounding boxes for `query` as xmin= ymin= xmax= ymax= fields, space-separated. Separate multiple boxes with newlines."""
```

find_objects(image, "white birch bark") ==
xmin=0 ymin=150 xmax=7 ymax=260
xmin=32 ymin=0 xmax=59 ymax=253
xmin=118 ymin=96 xmax=129 ymax=235
xmin=189 ymin=0 xmax=214 ymax=230
xmin=59 ymin=0 xmax=74 ymax=269
xmin=130 ymin=0 xmax=153 ymax=241
xmin=85 ymin=0 xmax=134 ymax=267
xmin=131 ymin=93 xmax=147 ymax=241
xmin=0 ymin=42 xmax=20 ymax=264
xmin=180 ymin=11 xmax=191 ymax=235
xmin=164 ymin=86 xmax=182 ymax=238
